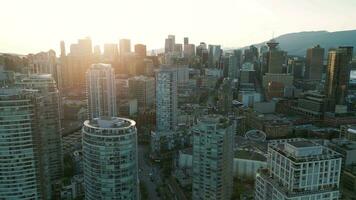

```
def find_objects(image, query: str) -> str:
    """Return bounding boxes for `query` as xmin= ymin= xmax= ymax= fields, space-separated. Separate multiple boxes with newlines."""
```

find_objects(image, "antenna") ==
xmin=272 ymin=31 xmax=275 ymax=39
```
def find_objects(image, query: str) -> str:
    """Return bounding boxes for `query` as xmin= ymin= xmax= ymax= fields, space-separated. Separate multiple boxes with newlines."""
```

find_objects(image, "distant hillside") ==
xmin=250 ymin=30 xmax=356 ymax=56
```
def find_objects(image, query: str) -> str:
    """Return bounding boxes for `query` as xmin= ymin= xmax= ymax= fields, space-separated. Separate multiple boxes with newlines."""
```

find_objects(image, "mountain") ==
xmin=249 ymin=30 xmax=356 ymax=56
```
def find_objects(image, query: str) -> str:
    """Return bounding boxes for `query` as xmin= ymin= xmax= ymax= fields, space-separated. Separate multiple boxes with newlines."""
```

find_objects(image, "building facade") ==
xmin=192 ymin=115 xmax=234 ymax=200
xmin=86 ymin=63 xmax=117 ymax=119
xmin=255 ymin=139 xmax=342 ymax=200
xmin=155 ymin=67 xmax=178 ymax=131
xmin=82 ymin=117 xmax=138 ymax=200
xmin=128 ymin=75 xmax=154 ymax=111
xmin=325 ymin=47 xmax=353 ymax=111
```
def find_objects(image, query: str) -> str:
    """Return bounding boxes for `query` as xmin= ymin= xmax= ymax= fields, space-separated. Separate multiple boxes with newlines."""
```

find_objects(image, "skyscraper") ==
xmin=325 ymin=47 xmax=353 ymax=111
xmin=183 ymin=44 xmax=195 ymax=58
xmin=305 ymin=45 xmax=325 ymax=80
xmin=255 ymin=139 xmax=342 ymax=200
xmin=128 ymin=75 xmax=155 ymax=111
xmin=82 ymin=117 xmax=138 ymax=200
xmin=208 ymin=45 xmax=222 ymax=68
xmin=165 ymin=35 xmax=175 ymax=53
xmin=65 ymin=37 xmax=93 ymax=88
xmin=228 ymin=55 xmax=238 ymax=79
xmin=15 ymin=74 xmax=63 ymax=185
xmin=60 ymin=40 xmax=66 ymax=57
xmin=103 ymin=43 xmax=118 ymax=62
xmin=1 ymin=73 xmax=62 ymax=199
xmin=86 ymin=63 xmax=117 ymax=119
xmin=266 ymin=39 xmax=286 ymax=73
xmin=155 ymin=66 xmax=178 ymax=131
xmin=119 ymin=39 xmax=131 ymax=57
xmin=134 ymin=44 xmax=147 ymax=57
xmin=192 ymin=115 xmax=234 ymax=200
xmin=0 ymin=89 xmax=51 ymax=199
xmin=184 ymin=37 xmax=189 ymax=45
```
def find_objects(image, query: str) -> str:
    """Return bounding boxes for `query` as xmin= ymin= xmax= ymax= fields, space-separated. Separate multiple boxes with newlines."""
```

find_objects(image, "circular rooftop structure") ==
xmin=245 ymin=129 xmax=267 ymax=142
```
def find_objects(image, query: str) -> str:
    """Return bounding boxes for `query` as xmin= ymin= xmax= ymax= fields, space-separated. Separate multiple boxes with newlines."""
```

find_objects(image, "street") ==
xmin=138 ymin=145 xmax=161 ymax=200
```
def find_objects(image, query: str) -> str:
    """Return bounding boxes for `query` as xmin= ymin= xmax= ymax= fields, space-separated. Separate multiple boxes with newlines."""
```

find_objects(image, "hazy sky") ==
xmin=1 ymin=0 xmax=356 ymax=55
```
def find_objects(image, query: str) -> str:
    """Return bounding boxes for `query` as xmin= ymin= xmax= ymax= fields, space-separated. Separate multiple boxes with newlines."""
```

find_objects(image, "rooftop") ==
xmin=287 ymin=140 xmax=316 ymax=148
xmin=85 ymin=117 xmax=135 ymax=129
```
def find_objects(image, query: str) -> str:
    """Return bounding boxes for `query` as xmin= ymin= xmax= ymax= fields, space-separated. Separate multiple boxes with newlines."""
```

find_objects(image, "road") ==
xmin=138 ymin=145 xmax=161 ymax=200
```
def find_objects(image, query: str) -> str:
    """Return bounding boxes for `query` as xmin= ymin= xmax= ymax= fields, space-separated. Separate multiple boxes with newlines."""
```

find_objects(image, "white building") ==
xmin=86 ymin=63 xmax=117 ymax=119
xmin=155 ymin=67 xmax=178 ymax=131
xmin=255 ymin=138 xmax=342 ymax=200
xmin=82 ymin=117 xmax=138 ymax=200
xmin=192 ymin=115 xmax=234 ymax=200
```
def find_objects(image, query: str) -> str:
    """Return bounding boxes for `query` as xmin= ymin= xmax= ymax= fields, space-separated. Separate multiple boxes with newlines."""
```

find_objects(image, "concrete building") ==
xmin=128 ymin=76 xmax=154 ymax=111
xmin=328 ymin=138 xmax=356 ymax=167
xmin=305 ymin=45 xmax=324 ymax=80
xmin=86 ymin=63 xmax=117 ymax=119
xmin=255 ymin=139 xmax=342 ymax=200
xmin=262 ymin=73 xmax=293 ymax=88
xmin=82 ymin=117 xmax=138 ymax=200
xmin=155 ymin=67 xmax=178 ymax=131
xmin=293 ymin=91 xmax=326 ymax=118
xmin=192 ymin=115 xmax=234 ymax=200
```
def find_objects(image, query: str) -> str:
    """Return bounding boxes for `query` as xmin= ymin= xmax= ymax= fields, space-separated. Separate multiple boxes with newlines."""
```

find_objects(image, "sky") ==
xmin=1 ymin=0 xmax=356 ymax=55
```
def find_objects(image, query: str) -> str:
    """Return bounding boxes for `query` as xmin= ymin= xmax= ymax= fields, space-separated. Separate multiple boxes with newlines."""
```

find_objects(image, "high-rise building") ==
xmin=1 ymin=73 xmax=62 ymax=198
xmin=288 ymin=57 xmax=305 ymax=79
xmin=196 ymin=42 xmax=208 ymax=66
xmin=183 ymin=44 xmax=195 ymax=58
xmin=103 ymin=43 xmax=119 ymax=62
xmin=228 ymin=55 xmax=238 ymax=79
xmin=128 ymin=75 xmax=155 ymax=111
xmin=86 ymin=63 xmax=117 ymax=119
xmin=165 ymin=35 xmax=175 ymax=53
xmin=208 ymin=45 xmax=222 ymax=68
xmin=192 ymin=114 xmax=234 ymax=200
xmin=82 ymin=117 xmax=138 ymax=200
xmin=255 ymin=138 xmax=342 ymax=200
xmin=244 ymin=45 xmax=258 ymax=63
xmin=155 ymin=66 xmax=178 ymax=131
xmin=134 ymin=44 xmax=147 ymax=57
xmin=305 ymin=45 xmax=325 ymax=80
xmin=60 ymin=40 xmax=66 ymax=57
xmin=233 ymin=49 xmax=242 ymax=67
xmin=0 ymin=88 xmax=51 ymax=199
xmin=174 ymin=43 xmax=183 ymax=55
xmin=119 ymin=39 xmax=131 ymax=57
xmin=184 ymin=37 xmax=189 ymax=45
xmin=65 ymin=37 xmax=93 ymax=88
xmin=27 ymin=50 xmax=60 ymax=88
xmin=325 ymin=47 xmax=353 ymax=111
xmin=266 ymin=39 xmax=286 ymax=74
xmin=15 ymin=74 xmax=63 ymax=185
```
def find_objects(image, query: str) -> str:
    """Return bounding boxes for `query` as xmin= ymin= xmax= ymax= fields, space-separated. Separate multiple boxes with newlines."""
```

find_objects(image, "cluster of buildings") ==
xmin=0 ymin=32 xmax=356 ymax=200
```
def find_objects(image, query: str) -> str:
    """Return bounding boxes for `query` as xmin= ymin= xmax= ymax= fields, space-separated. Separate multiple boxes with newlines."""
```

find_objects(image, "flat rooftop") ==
xmin=287 ymin=140 xmax=316 ymax=148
